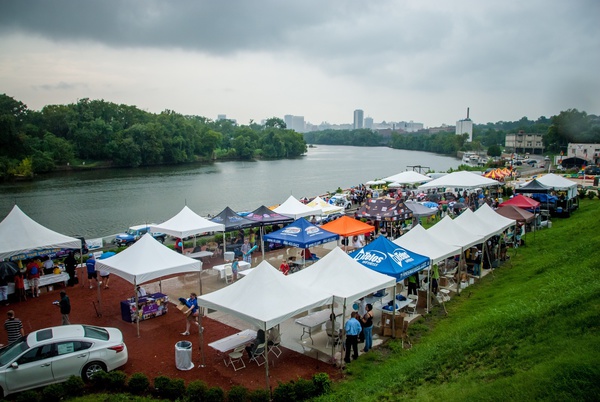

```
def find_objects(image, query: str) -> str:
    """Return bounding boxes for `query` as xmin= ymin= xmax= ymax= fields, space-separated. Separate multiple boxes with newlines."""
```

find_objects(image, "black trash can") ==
xmin=175 ymin=340 xmax=194 ymax=370
xmin=593 ymin=176 xmax=599 ymax=186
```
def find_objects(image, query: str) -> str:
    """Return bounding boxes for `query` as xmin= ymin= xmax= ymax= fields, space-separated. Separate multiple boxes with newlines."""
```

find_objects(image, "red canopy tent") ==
xmin=499 ymin=194 xmax=541 ymax=211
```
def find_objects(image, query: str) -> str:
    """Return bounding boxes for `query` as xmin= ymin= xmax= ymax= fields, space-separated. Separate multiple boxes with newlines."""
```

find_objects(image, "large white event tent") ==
xmin=536 ymin=173 xmax=578 ymax=199
xmin=288 ymin=247 xmax=396 ymax=356
xmin=273 ymin=195 xmax=322 ymax=219
xmin=197 ymin=260 xmax=332 ymax=388
xmin=418 ymin=170 xmax=499 ymax=190
xmin=95 ymin=233 xmax=201 ymax=337
xmin=0 ymin=205 xmax=81 ymax=260
xmin=383 ymin=170 xmax=433 ymax=184
xmin=427 ymin=216 xmax=484 ymax=294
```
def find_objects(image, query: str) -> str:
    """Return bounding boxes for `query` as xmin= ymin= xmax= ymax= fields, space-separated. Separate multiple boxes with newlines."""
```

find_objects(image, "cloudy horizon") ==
xmin=1 ymin=0 xmax=599 ymax=127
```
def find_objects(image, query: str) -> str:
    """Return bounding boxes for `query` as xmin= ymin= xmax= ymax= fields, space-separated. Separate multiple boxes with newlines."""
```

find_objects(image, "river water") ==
xmin=0 ymin=146 xmax=460 ymax=238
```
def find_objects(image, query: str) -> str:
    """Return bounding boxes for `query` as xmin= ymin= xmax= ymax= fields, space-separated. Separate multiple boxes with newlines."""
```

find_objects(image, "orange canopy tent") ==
xmin=319 ymin=216 xmax=375 ymax=237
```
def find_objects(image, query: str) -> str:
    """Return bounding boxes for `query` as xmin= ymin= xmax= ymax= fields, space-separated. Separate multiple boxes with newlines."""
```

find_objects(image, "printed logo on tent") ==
xmin=389 ymin=248 xmax=415 ymax=267
xmin=352 ymin=249 xmax=386 ymax=266
xmin=304 ymin=227 xmax=320 ymax=235
xmin=282 ymin=227 xmax=301 ymax=235
xmin=229 ymin=216 xmax=244 ymax=222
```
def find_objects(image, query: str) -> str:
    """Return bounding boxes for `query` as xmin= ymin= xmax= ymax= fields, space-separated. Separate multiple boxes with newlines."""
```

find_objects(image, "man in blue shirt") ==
xmin=86 ymin=254 xmax=99 ymax=289
xmin=344 ymin=311 xmax=362 ymax=363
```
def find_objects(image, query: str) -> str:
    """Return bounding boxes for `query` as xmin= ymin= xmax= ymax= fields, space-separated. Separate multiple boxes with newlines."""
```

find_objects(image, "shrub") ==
xmin=153 ymin=376 xmax=185 ymax=400
xmin=90 ymin=370 xmax=111 ymax=391
xmin=272 ymin=381 xmax=296 ymax=402
xmin=186 ymin=379 xmax=208 ymax=400
xmin=15 ymin=390 xmax=41 ymax=402
xmin=587 ymin=191 xmax=596 ymax=200
xmin=41 ymin=383 xmax=66 ymax=402
xmin=64 ymin=375 xmax=85 ymax=397
xmin=248 ymin=388 xmax=271 ymax=402
xmin=228 ymin=385 xmax=249 ymax=402
xmin=204 ymin=386 xmax=225 ymax=402
xmin=127 ymin=372 xmax=150 ymax=395
xmin=294 ymin=378 xmax=317 ymax=400
xmin=312 ymin=372 xmax=332 ymax=395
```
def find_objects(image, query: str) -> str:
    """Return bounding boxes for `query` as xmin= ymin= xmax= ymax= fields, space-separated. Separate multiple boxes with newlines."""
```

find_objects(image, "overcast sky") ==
xmin=1 ymin=0 xmax=598 ymax=127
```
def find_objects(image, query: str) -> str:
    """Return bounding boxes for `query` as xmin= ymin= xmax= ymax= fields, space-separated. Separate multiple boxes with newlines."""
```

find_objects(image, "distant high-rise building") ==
xmin=283 ymin=114 xmax=305 ymax=132
xmin=217 ymin=114 xmax=227 ymax=120
xmin=456 ymin=107 xmax=473 ymax=142
xmin=364 ymin=117 xmax=373 ymax=129
xmin=284 ymin=115 xmax=294 ymax=130
xmin=353 ymin=109 xmax=364 ymax=129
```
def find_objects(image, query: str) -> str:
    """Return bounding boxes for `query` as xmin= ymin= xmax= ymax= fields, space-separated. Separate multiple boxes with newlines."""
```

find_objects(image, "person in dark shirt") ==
xmin=4 ymin=310 xmax=24 ymax=343
xmin=57 ymin=291 xmax=71 ymax=325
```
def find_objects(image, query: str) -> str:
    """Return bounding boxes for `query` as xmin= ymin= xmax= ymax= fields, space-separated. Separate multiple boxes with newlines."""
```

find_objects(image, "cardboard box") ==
xmin=177 ymin=305 xmax=191 ymax=316
xmin=381 ymin=312 xmax=404 ymax=328
xmin=383 ymin=327 xmax=402 ymax=338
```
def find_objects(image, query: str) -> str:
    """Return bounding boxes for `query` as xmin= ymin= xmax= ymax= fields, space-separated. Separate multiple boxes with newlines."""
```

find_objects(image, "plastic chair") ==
xmin=227 ymin=345 xmax=246 ymax=371
xmin=249 ymin=342 xmax=266 ymax=366
xmin=406 ymin=295 xmax=418 ymax=316
xmin=224 ymin=265 xmax=233 ymax=284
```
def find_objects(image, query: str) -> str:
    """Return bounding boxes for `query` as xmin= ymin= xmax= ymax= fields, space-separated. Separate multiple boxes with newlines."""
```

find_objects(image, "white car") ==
xmin=0 ymin=325 xmax=128 ymax=397
xmin=328 ymin=194 xmax=352 ymax=209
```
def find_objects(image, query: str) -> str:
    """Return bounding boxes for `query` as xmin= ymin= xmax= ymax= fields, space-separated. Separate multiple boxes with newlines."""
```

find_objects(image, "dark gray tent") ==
xmin=514 ymin=179 xmax=552 ymax=194
xmin=210 ymin=207 xmax=258 ymax=231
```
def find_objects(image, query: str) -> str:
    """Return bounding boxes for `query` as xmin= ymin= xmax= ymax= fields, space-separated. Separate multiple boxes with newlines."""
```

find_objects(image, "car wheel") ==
xmin=157 ymin=237 xmax=165 ymax=244
xmin=126 ymin=242 xmax=134 ymax=247
xmin=82 ymin=361 xmax=107 ymax=381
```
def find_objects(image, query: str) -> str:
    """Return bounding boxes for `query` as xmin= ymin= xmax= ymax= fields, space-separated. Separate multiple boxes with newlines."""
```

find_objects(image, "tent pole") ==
xmin=135 ymin=284 xmax=140 ymax=337
xmin=197 ymin=271 xmax=206 ymax=368
xmin=261 ymin=226 xmax=265 ymax=261
xmin=391 ymin=284 xmax=396 ymax=338
xmin=264 ymin=323 xmax=270 ymax=390
xmin=330 ymin=300 xmax=336 ymax=362
xmin=97 ymin=275 xmax=102 ymax=317
xmin=340 ymin=303 xmax=347 ymax=371
xmin=426 ymin=262 xmax=431 ymax=314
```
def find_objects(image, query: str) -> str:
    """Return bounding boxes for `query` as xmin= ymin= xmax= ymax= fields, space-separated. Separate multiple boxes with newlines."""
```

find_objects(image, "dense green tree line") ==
xmin=0 ymin=95 xmax=307 ymax=180
xmin=304 ymin=109 xmax=599 ymax=156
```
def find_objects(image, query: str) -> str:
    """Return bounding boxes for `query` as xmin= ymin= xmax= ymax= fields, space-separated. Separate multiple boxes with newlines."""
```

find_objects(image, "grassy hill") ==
xmin=316 ymin=199 xmax=600 ymax=401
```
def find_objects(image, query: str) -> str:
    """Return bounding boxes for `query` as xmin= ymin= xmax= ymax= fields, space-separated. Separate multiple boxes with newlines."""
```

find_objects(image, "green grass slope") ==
xmin=317 ymin=199 xmax=600 ymax=402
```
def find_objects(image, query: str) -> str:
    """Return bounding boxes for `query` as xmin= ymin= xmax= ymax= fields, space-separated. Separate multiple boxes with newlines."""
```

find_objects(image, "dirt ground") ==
xmin=1 ymin=256 xmax=341 ymax=392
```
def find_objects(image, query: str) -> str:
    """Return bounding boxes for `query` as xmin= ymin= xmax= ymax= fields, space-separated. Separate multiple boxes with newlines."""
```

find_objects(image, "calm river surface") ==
xmin=0 ymin=146 xmax=460 ymax=238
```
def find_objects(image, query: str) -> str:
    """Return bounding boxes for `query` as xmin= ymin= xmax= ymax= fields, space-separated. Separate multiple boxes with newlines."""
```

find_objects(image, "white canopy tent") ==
xmin=393 ymin=225 xmax=460 ymax=264
xmin=0 ymin=205 xmax=81 ymax=260
xmin=306 ymin=196 xmax=344 ymax=215
xmin=150 ymin=205 xmax=226 ymax=238
xmin=197 ymin=260 xmax=332 ymax=388
xmin=427 ymin=216 xmax=484 ymax=294
xmin=418 ymin=171 xmax=499 ymax=190
xmin=288 ymin=247 xmax=396 ymax=357
xmin=95 ymin=233 xmax=202 ymax=337
xmin=474 ymin=204 xmax=516 ymax=233
xmin=383 ymin=171 xmax=433 ymax=184
xmin=536 ymin=173 xmax=578 ymax=199
xmin=273 ymin=195 xmax=323 ymax=219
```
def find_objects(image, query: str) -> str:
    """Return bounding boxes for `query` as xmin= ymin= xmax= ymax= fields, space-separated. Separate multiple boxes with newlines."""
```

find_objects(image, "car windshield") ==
xmin=83 ymin=325 xmax=109 ymax=341
xmin=126 ymin=229 xmax=137 ymax=235
xmin=0 ymin=339 xmax=29 ymax=366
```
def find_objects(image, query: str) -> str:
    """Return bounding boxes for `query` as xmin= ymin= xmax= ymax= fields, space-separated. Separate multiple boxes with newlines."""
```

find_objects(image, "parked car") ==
xmin=113 ymin=224 xmax=166 ymax=246
xmin=328 ymin=194 xmax=352 ymax=209
xmin=0 ymin=325 xmax=128 ymax=397
xmin=8 ymin=236 xmax=92 ymax=262
xmin=583 ymin=166 xmax=600 ymax=175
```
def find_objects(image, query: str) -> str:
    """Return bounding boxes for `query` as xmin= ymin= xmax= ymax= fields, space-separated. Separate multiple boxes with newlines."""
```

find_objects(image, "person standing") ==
xmin=231 ymin=256 xmax=241 ymax=282
xmin=4 ymin=310 xmax=24 ymax=343
xmin=26 ymin=259 xmax=41 ymax=297
xmin=64 ymin=251 xmax=77 ymax=287
xmin=361 ymin=304 xmax=374 ymax=353
xmin=279 ymin=258 xmax=290 ymax=276
xmin=14 ymin=272 xmax=26 ymax=302
xmin=99 ymin=269 xmax=111 ymax=289
xmin=181 ymin=293 xmax=199 ymax=336
xmin=407 ymin=272 xmax=419 ymax=296
xmin=57 ymin=291 xmax=71 ymax=325
xmin=344 ymin=311 xmax=362 ymax=364
xmin=431 ymin=264 xmax=440 ymax=295
xmin=240 ymin=239 xmax=252 ymax=264
xmin=357 ymin=297 xmax=367 ymax=343
xmin=174 ymin=238 xmax=183 ymax=254
xmin=86 ymin=254 xmax=99 ymax=289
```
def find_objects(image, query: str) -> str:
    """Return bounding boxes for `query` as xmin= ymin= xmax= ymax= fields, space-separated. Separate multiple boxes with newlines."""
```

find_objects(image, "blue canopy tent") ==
xmin=349 ymin=236 xmax=430 ymax=282
xmin=350 ymin=235 xmax=432 ymax=316
xmin=263 ymin=218 xmax=339 ymax=265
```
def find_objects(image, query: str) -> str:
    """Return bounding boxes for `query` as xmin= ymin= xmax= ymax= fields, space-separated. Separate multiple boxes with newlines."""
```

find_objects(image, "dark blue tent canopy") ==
xmin=349 ymin=236 xmax=430 ymax=282
xmin=263 ymin=218 xmax=339 ymax=249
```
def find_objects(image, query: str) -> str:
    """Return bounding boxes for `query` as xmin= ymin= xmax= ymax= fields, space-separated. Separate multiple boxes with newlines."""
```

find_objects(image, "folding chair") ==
xmin=226 ymin=345 xmax=246 ymax=371
xmin=249 ymin=342 xmax=266 ymax=366
xmin=405 ymin=294 xmax=418 ymax=316
xmin=269 ymin=341 xmax=282 ymax=358
xmin=224 ymin=265 xmax=233 ymax=284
